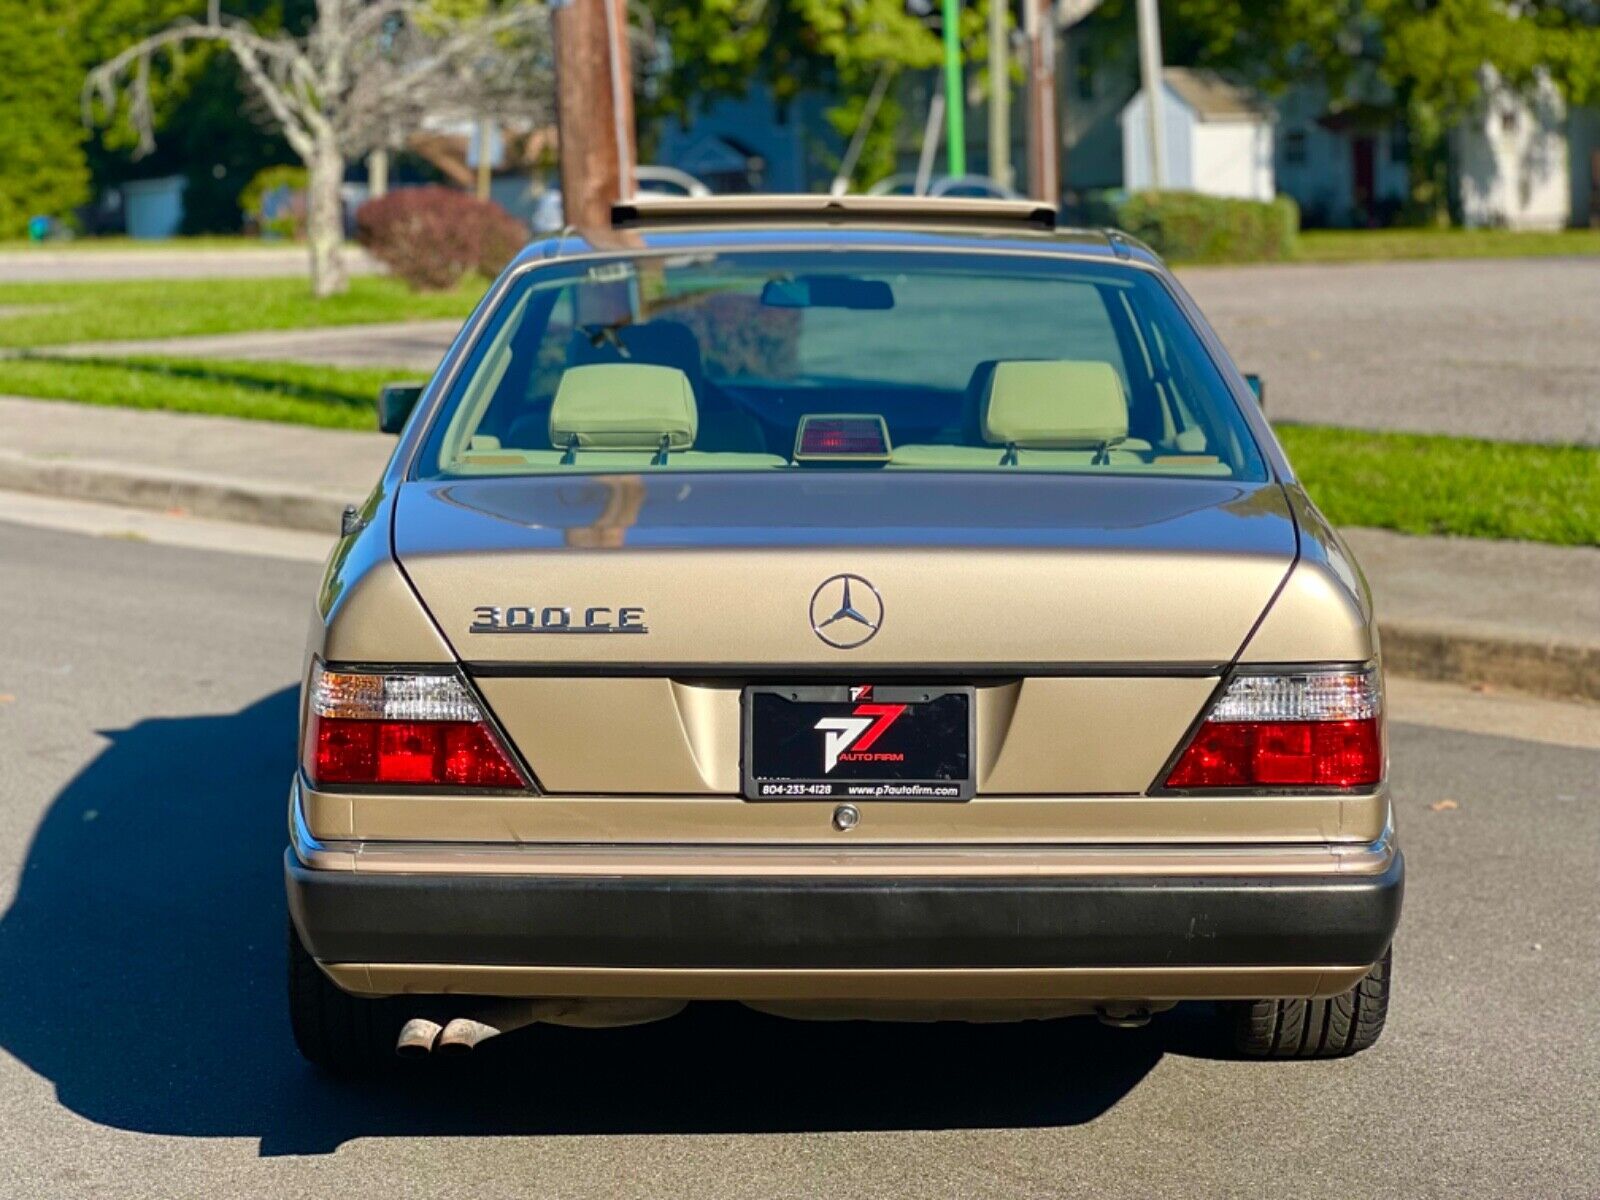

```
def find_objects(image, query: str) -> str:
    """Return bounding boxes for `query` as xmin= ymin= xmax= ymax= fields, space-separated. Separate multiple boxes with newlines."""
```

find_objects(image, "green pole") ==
xmin=941 ymin=0 xmax=966 ymax=177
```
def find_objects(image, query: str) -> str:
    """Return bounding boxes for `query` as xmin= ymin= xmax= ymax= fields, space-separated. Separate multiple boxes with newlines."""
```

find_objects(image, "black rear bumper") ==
xmin=285 ymin=849 xmax=1403 ymax=970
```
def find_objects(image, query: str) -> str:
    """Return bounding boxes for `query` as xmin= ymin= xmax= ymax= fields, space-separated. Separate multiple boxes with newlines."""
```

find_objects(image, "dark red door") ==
xmin=1352 ymin=137 xmax=1376 ymax=224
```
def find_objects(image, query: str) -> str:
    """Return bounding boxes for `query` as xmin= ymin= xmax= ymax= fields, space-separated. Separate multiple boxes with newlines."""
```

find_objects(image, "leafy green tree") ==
xmin=80 ymin=1 xmax=315 ymax=234
xmin=646 ymin=0 xmax=994 ymax=190
xmin=0 ymin=0 xmax=92 ymax=237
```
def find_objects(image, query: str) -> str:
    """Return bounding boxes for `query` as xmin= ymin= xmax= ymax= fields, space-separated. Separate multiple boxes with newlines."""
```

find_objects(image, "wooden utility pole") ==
xmin=551 ymin=0 xmax=636 ymax=230
xmin=988 ymin=0 xmax=1011 ymax=190
xmin=1024 ymin=0 xmax=1060 ymax=202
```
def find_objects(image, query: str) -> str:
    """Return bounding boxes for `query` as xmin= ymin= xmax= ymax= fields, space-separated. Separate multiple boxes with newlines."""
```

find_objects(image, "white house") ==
xmin=1271 ymin=92 xmax=1412 ymax=226
xmin=1272 ymin=69 xmax=1580 ymax=229
xmin=1120 ymin=69 xmax=1275 ymax=201
xmin=1454 ymin=68 xmax=1572 ymax=230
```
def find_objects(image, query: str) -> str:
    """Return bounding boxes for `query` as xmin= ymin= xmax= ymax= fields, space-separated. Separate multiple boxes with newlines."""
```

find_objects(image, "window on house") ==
xmin=1284 ymin=130 xmax=1308 ymax=166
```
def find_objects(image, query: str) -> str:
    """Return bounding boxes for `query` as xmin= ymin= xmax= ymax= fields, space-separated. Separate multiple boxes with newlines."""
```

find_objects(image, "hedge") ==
xmin=1084 ymin=190 xmax=1300 ymax=263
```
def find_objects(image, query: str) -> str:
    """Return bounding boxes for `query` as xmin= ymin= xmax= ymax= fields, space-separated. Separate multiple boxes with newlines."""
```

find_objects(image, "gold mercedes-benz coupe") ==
xmin=285 ymin=196 xmax=1401 ymax=1071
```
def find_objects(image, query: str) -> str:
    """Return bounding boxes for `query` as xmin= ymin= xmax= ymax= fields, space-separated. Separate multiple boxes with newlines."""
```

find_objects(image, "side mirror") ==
xmin=377 ymin=382 xmax=425 ymax=434
xmin=1244 ymin=373 xmax=1266 ymax=408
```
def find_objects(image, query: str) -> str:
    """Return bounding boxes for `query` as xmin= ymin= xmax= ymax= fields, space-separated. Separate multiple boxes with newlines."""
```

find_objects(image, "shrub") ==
xmin=355 ymin=186 xmax=529 ymax=291
xmin=240 ymin=165 xmax=308 ymax=238
xmin=1086 ymin=190 xmax=1300 ymax=263
xmin=475 ymin=204 xmax=529 ymax=279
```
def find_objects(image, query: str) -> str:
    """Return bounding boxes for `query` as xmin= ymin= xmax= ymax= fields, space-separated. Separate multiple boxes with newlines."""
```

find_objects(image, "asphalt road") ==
xmin=0 ymin=518 xmax=1596 ymax=1198
xmin=14 ymin=251 xmax=1600 ymax=445
xmin=1180 ymin=257 xmax=1600 ymax=446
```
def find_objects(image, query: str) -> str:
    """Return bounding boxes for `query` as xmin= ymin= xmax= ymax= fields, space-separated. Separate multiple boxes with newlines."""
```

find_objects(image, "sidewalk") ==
xmin=0 ymin=245 xmax=379 ymax=283
xmin=2 ymin=394 xmax=1595 ymax=700
xmin=0 ymin=395 xmax=387 ymax=533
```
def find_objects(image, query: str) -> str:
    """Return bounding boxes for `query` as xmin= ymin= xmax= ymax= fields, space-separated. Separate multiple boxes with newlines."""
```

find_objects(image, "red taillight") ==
xmin=302 ymin=665 xmax=526 ymax=790
xmin=1165 ymin=719 xmax=1382 ymax=789
xmin=1164 ymin=669 xmax=1384 ymax=791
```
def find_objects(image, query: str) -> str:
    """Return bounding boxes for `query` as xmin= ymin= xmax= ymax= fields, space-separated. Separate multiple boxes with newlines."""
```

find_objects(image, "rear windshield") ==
xmin=416 ymin=250 xmax=1266 ymax=482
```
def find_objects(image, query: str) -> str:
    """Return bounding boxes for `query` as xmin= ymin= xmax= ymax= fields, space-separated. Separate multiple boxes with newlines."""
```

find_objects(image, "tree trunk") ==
xmin=306 ymin=141 xmax=348 ymax=298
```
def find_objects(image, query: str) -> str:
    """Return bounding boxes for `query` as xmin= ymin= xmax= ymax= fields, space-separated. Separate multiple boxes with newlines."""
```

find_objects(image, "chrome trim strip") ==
xmin=289 ymin=778 xmax=1396 ymax=879
xmin=463 ymin=660 xmax=1230 ymax=680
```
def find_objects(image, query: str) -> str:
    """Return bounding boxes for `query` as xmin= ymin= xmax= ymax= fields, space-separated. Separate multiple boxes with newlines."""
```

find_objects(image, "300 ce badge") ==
xmin=470 ymin=605 xmax=648 ymax=634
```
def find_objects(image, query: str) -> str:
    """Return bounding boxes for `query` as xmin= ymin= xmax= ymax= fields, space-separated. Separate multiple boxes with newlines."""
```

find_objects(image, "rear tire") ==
xmin=1233 ymin=947 xmax=1391 ymax=1058
xmin=287 ymin=919 xmax=403 ymax=1074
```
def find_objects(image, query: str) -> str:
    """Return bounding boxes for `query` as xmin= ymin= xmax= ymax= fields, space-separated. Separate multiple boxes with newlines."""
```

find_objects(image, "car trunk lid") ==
xmin=396 ymin=473 xmax=1294 ymax=672
xmin=387 ymin=473 xmax=1297 ymax=820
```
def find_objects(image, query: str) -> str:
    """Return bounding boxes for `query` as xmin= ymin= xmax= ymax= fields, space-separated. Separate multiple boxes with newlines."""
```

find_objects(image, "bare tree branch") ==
xmin=85 ymin=3 xmax=556 ymax=163
xmin=83 ymin=1 xmax=558 ymax=296
xmin=84 ymin=18 xmax=312 ymax=154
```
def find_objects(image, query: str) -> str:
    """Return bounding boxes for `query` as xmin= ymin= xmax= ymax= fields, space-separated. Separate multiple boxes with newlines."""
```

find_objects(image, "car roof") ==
xmin=511 ymin=194 xmax=1166 ymax=273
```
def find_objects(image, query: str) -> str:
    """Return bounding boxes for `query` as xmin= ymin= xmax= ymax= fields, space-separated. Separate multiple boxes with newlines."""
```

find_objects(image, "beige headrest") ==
xmin=982 ymin=360 xmax=1129 ymax=448
xmin=550 ymin=363 xmax=698 ymax=451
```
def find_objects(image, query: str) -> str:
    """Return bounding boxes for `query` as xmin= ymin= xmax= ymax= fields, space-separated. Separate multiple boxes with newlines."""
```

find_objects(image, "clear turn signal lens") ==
xmin=1165 ymin=668 xmax=1384 ymax=790
xmin=303 ymin=663 xmax=525 ymax=790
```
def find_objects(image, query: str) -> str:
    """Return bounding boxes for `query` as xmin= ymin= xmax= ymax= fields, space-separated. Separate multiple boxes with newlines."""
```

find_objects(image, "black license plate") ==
xmin=742 ymin=685 xmax=974 ymax=800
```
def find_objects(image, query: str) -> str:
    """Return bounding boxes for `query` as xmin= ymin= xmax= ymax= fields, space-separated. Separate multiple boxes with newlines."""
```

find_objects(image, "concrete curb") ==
xmin=3 ymin=451 xmax=1595 ymax=704
xmin=0 ymin=450 xmax=352 ymax=536
xmin=1378 ymin=621 xmax=1600 ymax=705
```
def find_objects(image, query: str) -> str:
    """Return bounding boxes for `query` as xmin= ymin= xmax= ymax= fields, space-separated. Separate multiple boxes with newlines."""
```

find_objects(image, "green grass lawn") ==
xmin=1278 ymin=424 xmax=1599 ymax=546
xmin=1291 ymin=227 xmax=1600 ymax=264
xmin=0 ymin=352 xmax=1592 ymax=545
xmin=0 ymin=355 xmax=401 ymax=429
xmin=0 ymin=275 xmax=481 ymax=349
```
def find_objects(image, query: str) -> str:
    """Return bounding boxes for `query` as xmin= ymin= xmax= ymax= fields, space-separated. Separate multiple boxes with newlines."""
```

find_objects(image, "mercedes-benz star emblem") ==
xmin=809 ymin=574 xmax=883 ymax=650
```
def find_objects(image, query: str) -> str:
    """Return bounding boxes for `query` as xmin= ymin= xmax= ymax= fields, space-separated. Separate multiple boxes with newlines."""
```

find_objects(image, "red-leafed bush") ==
xmin=355 ymin=186 xmax=528 ymax=291
xmin=669 ymin=292 xmax=801 ymax=379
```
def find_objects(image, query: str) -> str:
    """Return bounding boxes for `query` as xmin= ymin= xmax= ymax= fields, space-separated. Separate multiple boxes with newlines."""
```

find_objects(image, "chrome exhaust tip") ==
xmin=434 ymin=1017 xmax=502 ymax=1054
xmin=395 ymin=1017 xmax=443 ymax=1057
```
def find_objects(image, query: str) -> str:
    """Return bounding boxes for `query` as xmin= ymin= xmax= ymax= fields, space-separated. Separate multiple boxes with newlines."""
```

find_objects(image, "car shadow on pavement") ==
xmin=0 ymin=686 xmax=1213 ymax=1157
